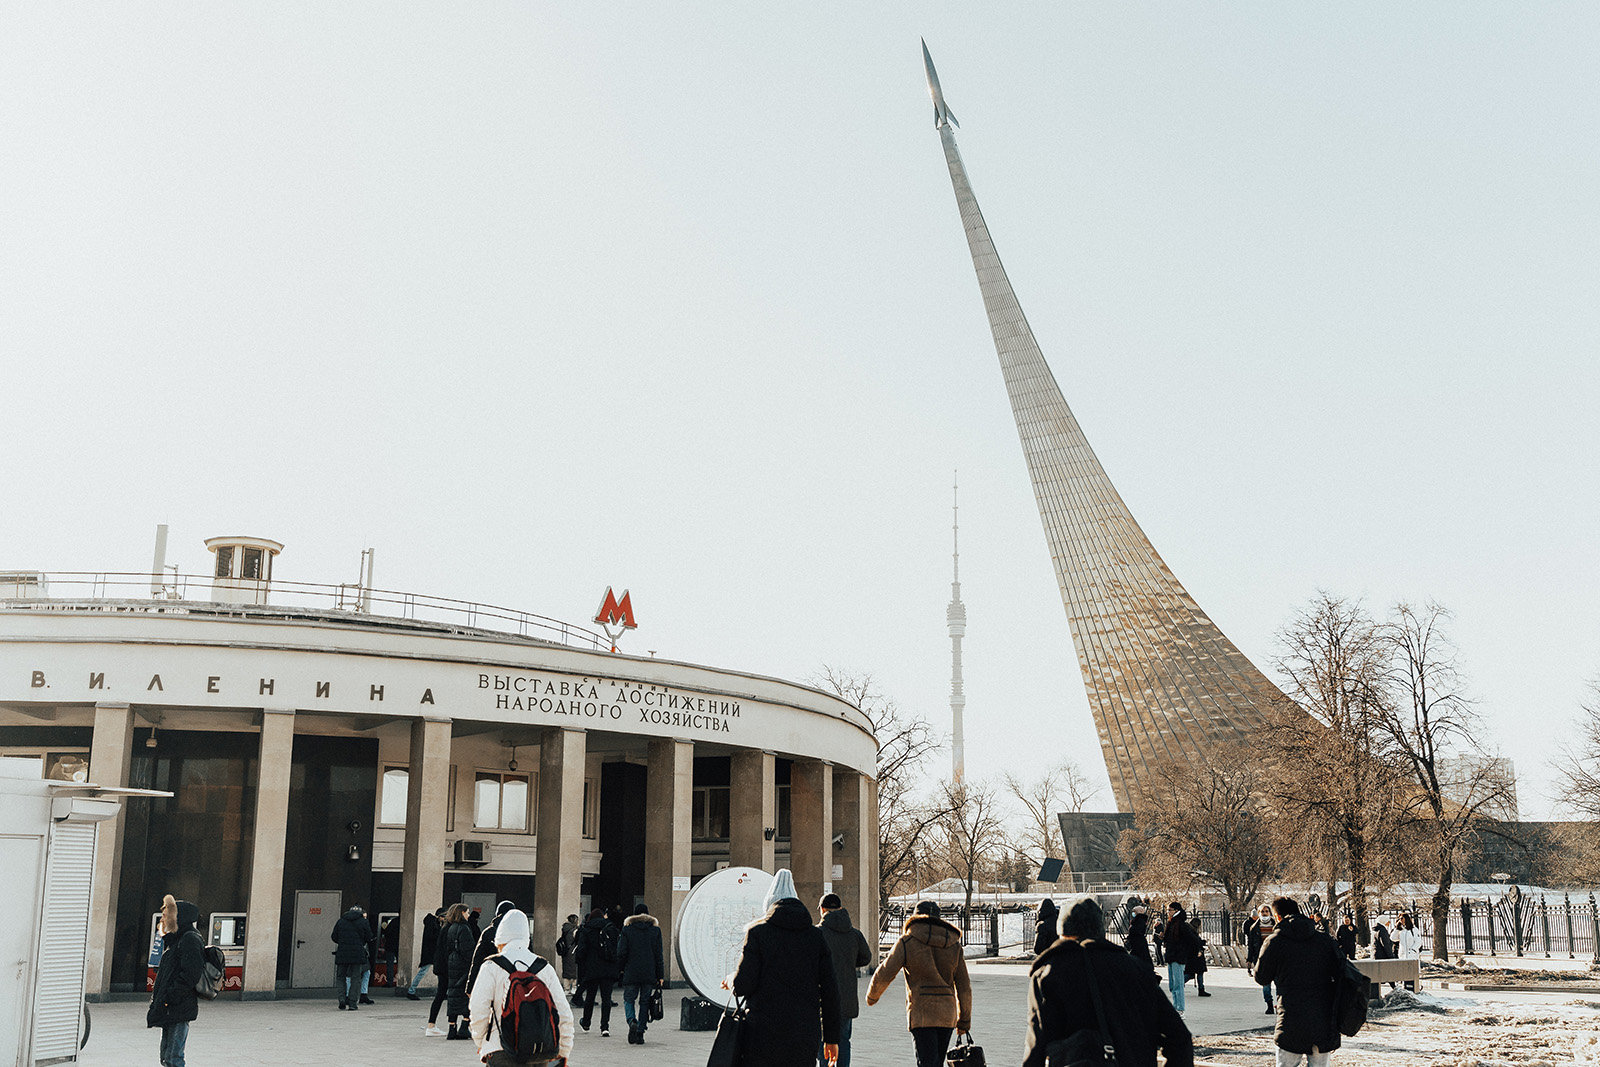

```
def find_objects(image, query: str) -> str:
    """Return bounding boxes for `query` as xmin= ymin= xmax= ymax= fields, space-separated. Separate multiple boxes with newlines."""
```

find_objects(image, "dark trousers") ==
xmin=579 ymin=978 xmax=614 ymax=1029
xmin=911 ymin=1026 xmax=953 ymax=1067
xmin=428 ymin=962 xmax=450 ymax=1023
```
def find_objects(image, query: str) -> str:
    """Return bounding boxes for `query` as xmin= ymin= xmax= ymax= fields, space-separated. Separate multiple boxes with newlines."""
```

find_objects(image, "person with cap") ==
xmin=331 ymin=903 xmax=374 ymax=1011
xmin=467 ymin=901 xmax=518 ymax=1000
xmin=617 ymin=902 xmax=664 ymax=1044
xmin=816 ymin=892 xmax=873 ymax=1067
xmin=1125 ymin=902 xmax=1154 ymax=968
xmin=148 ymin=894 xmax=204 ymax=1067
xmin=468 ymin=907 xmax=574 ymax=1066
xmin=730 ymin=868 xmax=842 ymax=1067
xmin=1033 ymin=899 xmax=1060 ymax=956
xmin=866 ymin=900 xmax=973 ymax=1067
xmin=1023 ymin=895 xmax=1193 ymax=1067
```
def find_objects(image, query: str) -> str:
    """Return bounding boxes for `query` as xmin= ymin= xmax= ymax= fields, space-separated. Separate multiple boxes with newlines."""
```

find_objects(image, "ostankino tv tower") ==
xmin=948 ymin=474 xmax=966 ymax=784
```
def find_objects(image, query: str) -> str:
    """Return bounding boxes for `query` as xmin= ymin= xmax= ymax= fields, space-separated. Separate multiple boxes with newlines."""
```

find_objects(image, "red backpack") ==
xmin=490 ymin=955 xmax=561 ymax=1063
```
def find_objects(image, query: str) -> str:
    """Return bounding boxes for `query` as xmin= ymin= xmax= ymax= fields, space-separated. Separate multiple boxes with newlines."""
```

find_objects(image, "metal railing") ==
xmin=0 ymin=571 xmax=611 ymax=650
xmin=1417 ymin=894 xmax=1600 ymax=961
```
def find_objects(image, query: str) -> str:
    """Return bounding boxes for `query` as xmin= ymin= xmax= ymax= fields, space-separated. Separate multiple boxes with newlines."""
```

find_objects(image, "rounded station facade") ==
xmin=0 ymin=544 xmax=878 ymax=999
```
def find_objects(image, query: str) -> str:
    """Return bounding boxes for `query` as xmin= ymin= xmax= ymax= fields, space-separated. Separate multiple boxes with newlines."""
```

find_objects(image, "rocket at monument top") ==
xmin=921 ymin=40 xmax=959 ymax=130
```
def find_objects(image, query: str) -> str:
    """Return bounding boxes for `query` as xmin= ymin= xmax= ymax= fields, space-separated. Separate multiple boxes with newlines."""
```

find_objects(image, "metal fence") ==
xmin=882 ymin=905 xmax=1034 ymax=955
xmin=1416 ymin=894 xmax=1600 ymax=960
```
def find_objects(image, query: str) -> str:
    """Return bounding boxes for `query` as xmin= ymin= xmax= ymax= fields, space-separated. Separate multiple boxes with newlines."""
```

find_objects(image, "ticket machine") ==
xmin=209 ymin=913 xmax=247 ymax=993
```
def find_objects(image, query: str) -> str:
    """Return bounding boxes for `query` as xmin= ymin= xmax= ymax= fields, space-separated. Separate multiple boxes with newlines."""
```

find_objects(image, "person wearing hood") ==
xmin=1125 ymin=903 xmax=1153 ymax=968
xmin=573 ymin=906 xmax=621 ymax=1035
xmin=732 ymin=880 xmax=841 ymax=1067
xmin=468 ymin=908 xmax=574 ymax=1066
xmin=557 ymin=913 xmax=580 ymax=995
xmin=866 ymin=900 xmax=972 ymax=1067
xmin=467 ymin=901 xmax=517 ymax=1000
xmin=617 ymin=903 xmax=664 ymax=1044
xmin=331 ymin=903 xmax=374 ymax=1011
xmin=1033 ymin=899 xmax=1060 ymax=956
xmin=816 ymin=893 xmax=872 ymax=1067
xmin=148 ymin=894 xmax=203 ymax=1067
xmin=1254 ymin=897 xmax=1343 ymax=1066
xmin=1022 ymin=895 xmax=1193 ymax=1067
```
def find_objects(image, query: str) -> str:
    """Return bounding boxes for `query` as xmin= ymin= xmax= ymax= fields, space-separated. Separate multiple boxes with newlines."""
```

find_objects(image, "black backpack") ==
xmin=194 ymin=938 xmax=226 ymax=1000
xmin=1332 ymin=955 xmax=1370 ymax=1037
xmin=598 ymin=923 xmax=620 ymax=965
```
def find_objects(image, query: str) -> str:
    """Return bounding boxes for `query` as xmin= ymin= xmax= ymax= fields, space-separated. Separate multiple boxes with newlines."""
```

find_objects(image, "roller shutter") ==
xmin=30 ymin=821 xmax=95 ymax=1064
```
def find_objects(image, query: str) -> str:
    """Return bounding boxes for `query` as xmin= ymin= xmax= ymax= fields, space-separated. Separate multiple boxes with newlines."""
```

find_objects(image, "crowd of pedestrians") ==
xmin=144 ymin=877 xmax=1411 ymax=1067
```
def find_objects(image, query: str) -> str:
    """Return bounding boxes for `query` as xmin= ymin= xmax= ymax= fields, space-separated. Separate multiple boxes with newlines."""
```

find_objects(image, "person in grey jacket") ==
xmin=816 ymin=893 xmax=872 ymax=1067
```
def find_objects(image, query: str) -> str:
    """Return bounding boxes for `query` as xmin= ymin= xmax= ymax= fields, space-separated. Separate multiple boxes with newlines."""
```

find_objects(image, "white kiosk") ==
xmin=1 ymin=762 xmax=167 ymax=1066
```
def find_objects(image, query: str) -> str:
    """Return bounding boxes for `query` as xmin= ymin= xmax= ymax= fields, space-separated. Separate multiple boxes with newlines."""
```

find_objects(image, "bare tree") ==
xmin=1003 ymin=759 xmax=1099 ymax=875
xmin=1268 ymin=592 xmax=1408 ymax=943
xmin=1553 ymin=680 xmax=1600 ymax=883
xmin=813 ymin=666 xmax=951 ymax=924
xmin=1378 ymin=601 xmax=1516 ymax=960
xmin=1116 ymin=744 xmax=1280 ymax=913
xmin=938 ymin=777 xmax=1006 ymax=931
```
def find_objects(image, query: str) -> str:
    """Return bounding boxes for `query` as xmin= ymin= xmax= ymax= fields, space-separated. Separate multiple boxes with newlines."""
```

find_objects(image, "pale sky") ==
xmin=3 ymin=4 xmax=1596 ymax=820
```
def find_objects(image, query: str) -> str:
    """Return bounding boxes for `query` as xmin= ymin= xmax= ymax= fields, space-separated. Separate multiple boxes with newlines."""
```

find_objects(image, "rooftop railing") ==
xmin=0 ymin=570 xmax=610 ymax=651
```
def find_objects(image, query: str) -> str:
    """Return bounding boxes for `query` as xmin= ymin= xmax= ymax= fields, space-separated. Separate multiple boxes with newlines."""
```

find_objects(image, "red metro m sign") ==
xmin=593 ymin=587 xmax=637 ymax=652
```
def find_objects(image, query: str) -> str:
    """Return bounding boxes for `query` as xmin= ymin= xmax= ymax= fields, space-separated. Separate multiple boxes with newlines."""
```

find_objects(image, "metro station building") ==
xmin=0 ymin=536 xmax=879 ymax=998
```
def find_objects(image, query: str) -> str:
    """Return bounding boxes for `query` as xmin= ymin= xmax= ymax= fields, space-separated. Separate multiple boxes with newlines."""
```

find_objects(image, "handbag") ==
xmin=705 ymin=996 xmax=747 ymax=1067
xmin=1044 ymin=941 xmax=1118 ymax=1067
xmin=648 ymin=987 xmax=664 ymax=1022
xmin=946 ymin=1030 xmax=986 ymax=1066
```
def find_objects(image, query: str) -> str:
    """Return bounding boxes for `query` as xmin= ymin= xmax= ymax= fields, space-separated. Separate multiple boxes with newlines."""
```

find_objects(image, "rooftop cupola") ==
xmin=204 ymin=535 xmax=283 ymax=605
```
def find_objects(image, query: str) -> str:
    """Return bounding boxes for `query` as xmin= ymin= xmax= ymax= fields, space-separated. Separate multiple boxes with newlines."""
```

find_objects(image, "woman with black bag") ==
xmin=726 ymin=871 xmax=841 ymax=1067
xmin=1023 ymin=896 xmax=1194 ymax=1067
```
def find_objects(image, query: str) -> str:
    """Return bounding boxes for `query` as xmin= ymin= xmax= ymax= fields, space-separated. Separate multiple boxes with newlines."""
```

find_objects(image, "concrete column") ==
xmin=865 ymin=775 xmax=880 ymax=954
xmin=242 ymin=708 xmax=295 ymax=999
xmin=790 ymin=759 xmax=833 ymax=914
xmin=398 ymin=717 xmax=452 ymax=994
xmin=85 ymin=702 xmax=133 ymax=1001
xmin=728 ymin=750 xmax=775 ymax=872
xmin=532 ymin=727 xmax=586 ymax=952
xmin=833 ymin=767 xmax=876 ymax=965
xmin=644 ymin=738 xmax=693 ymax=982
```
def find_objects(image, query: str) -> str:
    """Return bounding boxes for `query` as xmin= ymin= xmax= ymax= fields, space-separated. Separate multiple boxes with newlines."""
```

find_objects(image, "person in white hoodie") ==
xmin=468 ymin=908 xmax=575 ymax=1066
xmin=1394 ymin=912 xmax=1421 ymax=991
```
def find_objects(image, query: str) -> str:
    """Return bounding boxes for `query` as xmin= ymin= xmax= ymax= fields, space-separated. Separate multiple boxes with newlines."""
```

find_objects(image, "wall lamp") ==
xmin=762 ymin=827 xmax=776 ymax=841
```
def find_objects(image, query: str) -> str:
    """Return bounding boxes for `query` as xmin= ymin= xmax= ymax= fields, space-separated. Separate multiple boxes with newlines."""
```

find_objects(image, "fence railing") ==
xmin=1416 ymin=894 xmax=1600 ymax=960
xmin=0 ymin=570 xmax=610 ymax=650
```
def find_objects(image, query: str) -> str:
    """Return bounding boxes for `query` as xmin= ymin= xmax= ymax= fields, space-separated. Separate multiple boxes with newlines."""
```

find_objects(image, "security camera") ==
xmin=832 ymin=833 xmax=846 ymax=850
xmin=347 ymin=820 xmax=362 ymax=834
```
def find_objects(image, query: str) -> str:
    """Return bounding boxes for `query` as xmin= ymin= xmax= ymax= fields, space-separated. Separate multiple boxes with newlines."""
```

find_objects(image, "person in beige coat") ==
xmin=866 ymin=901 xmax=973 ymax=1067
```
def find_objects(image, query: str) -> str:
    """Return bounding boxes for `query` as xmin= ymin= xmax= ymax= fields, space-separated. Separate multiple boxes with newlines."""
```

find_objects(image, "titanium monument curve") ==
xmin=921 ymin=42 xmax=1292 ymax=812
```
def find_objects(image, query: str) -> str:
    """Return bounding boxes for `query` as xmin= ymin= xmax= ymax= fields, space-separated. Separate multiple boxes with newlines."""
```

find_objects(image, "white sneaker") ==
xmin=602 ymin=1029 xmax=610 ymax=1037
xmin=424 ymin=1025 xmax=446 ymax=1036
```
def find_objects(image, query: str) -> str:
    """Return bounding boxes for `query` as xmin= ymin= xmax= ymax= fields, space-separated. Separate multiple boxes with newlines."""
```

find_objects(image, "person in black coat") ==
xmin=330 ymin=904 xmax=374 ymax=1011
xmin=440 ymin=904 xmax=477 ymax=1039
xmin=1023 ymin=895 xmax=1193 ymax=1067
xmin=148 ymin=894 xmax=204 ymax=1067
xmin=427 ymin=907 xmax=457 ymax=1030
xmin=574 ymin=907 xmax=621 ymax=1034
xmin=1245 ymin=905 xmax=1276 ymax=1014
xmin=465 ymin=900 xmax=516 ymax=999
xmin=1186 ymin=915 xmax=1211 ymax=997
xmin=732 ymin=895 xmax=841 ymax=1067
xmin=1160 ymin=903 xmax=1202 ymax=1013
xmin=1254 ymin=897 xmax=1343 ymax=1062
xmin=406 ymin=912 xmax=440 ymax=999
xmin=817 ymin=893 xmax=873 ymax=1067
xmin=1336 ymin=915 xmax=1358 ymax=960
xmin=617 ymin=903 xmax=665 ymax=1043
xmin=381 ymin=914 xmax=401 ymax=994
xmin=1124 ymin=904 xmax=1153 ymax=968
xmin=1033 ymin=899 xmax=1060 ymax=956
